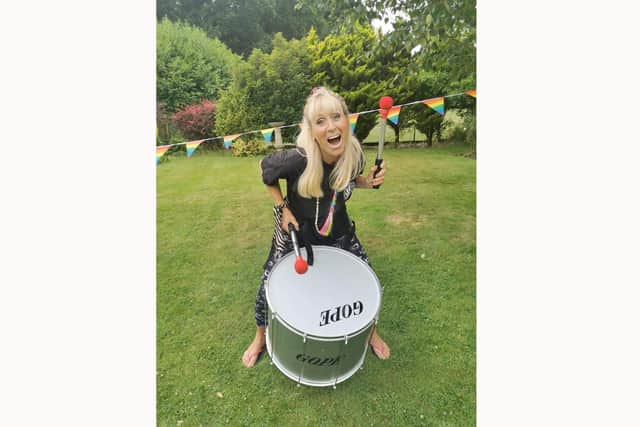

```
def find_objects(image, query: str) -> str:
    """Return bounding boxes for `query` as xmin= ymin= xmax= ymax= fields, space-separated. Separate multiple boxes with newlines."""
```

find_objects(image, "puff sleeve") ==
xmin=260 ymin=148 xmax=307 ymax=185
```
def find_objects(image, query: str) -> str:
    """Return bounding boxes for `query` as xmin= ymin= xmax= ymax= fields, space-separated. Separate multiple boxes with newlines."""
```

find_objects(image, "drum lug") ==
xmin=344 ymin=335 xmax=348 ymax=344
xmin=303 ymin=333 xmax=307 ymax=343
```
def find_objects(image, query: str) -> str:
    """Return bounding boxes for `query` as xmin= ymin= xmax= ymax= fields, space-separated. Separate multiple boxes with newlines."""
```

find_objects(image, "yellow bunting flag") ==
xmin=185 ymin=139 xmax=204 ymax=158
xmin=223 ymin=134 xmax=241 ymax=149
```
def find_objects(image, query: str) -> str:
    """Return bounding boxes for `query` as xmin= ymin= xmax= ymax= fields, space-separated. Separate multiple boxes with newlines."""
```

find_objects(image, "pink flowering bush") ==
xmin=171 ymin=99 xmax=217 ymax=141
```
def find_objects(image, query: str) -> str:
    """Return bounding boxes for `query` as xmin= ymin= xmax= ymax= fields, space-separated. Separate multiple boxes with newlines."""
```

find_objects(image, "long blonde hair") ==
xmin=296 ymin=87 xmax=364 ymax=198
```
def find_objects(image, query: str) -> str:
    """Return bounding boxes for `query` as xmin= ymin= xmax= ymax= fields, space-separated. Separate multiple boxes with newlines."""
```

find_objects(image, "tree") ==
xmin=394 ymin=70 xmax=449 ymax=146
xmin=156 ymin=18 xmax=240 ymax=113
xmin=306 ymin=24 xmax=406 ymax=142
xmin=157 ymin=0 xmax=337 ymax=57
xmin=215 ymin=33 xmax=312 ymax=138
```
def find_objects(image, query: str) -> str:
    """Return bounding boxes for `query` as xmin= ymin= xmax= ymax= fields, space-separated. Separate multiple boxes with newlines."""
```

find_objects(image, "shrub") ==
xmin=231 ymin=138 xmax=275 ymax=157
xmin=171 ymin=99 xmax=216 ymax=141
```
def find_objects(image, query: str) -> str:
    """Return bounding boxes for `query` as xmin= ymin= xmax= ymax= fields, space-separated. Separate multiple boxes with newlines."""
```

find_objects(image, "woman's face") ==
xmin=310 ymin=108 xmax=349 ymax=164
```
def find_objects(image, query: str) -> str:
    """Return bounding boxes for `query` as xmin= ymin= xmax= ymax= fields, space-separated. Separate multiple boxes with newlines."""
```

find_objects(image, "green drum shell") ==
xmin=264 ymin=246 xmax=382 ymax=387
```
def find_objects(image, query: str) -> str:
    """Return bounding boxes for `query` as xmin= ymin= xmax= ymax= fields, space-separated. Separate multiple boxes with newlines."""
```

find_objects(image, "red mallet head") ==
xmin=294 ymin=256 xmax=308 ymax=274
xmin=379 ymin=96 xmax=394 ymax=119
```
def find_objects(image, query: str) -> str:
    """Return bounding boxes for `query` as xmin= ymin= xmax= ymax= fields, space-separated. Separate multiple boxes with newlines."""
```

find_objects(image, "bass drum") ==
xmin=265 ymin=246 xmax=382 ymax=388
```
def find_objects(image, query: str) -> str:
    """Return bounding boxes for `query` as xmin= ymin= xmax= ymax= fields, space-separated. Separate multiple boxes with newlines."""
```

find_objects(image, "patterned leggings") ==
xmin=253 ymin=205 xmax=371 ymax=326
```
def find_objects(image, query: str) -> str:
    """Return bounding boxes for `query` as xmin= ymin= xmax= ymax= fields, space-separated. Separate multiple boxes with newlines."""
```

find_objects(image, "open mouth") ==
xmin=327 ymin=134 xmax=342 ymax=147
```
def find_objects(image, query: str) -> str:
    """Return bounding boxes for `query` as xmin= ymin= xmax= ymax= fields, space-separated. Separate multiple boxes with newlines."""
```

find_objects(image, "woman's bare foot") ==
xmin=242 ymin=326 xmax=266 ymax=368
xmin=369 ymin=328 xmax=390 ymax=359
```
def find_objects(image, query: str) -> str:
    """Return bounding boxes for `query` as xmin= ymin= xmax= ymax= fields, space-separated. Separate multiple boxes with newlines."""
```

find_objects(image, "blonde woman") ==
xmin=242 ymin=87 xmax=390 ymax=368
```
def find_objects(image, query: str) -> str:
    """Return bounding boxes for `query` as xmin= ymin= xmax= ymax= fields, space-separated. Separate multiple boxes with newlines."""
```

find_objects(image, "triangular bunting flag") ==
xmin=261 ymin=128 xmax=274 ymax=144
xmin=223 ymin=134 xmax=241 ymax=149
xmin=156 ymin=145 xmax=170 ymax=165
xmin=423 ymin=97 xmax=445 ymax=115
xmin=465 ymin=89 xmax=476 ymax=98
xmin=348 ymin=113 xmax=359 ymax=134
xmin=185 ymin=140 xmax=204 ymax=158
xmin=387 ymin=106 xmax=401 ymax=125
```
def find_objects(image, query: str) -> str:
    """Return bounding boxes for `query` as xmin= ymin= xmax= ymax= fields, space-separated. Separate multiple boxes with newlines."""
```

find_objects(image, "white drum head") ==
xmin=266 ymin=246 xmax=381 ymax=338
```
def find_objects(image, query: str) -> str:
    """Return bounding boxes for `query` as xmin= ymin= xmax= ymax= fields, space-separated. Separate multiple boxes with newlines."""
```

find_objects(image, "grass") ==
xmin=157 ymin=144 xmax=476 ymax=426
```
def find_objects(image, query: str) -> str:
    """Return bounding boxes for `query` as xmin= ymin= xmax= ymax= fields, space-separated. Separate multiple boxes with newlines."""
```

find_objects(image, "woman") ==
xmin=242 ymin=87 xmax=391 ymax=368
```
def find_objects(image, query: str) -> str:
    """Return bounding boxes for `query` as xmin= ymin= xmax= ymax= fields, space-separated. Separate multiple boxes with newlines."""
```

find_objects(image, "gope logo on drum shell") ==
xmin=319 ymin=301 xmax=363 ymax=327
xmin=296 ymin=353 xmax=341 ymax=367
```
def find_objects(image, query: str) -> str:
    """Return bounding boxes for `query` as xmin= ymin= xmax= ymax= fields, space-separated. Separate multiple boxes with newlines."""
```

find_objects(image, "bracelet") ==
xmin=275 ymin=200 xmax=287 ymax=209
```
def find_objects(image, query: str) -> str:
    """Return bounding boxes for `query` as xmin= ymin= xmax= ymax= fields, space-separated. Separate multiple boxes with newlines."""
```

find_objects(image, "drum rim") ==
xmin=265 ymin=245 xmax=382 ymax=339
xmin=267 ymin=305 xmax=378 ymax=341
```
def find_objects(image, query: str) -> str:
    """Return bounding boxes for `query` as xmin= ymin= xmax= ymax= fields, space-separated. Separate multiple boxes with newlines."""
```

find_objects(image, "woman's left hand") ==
xmin=366 ymin=161 xmax=385 ymax=188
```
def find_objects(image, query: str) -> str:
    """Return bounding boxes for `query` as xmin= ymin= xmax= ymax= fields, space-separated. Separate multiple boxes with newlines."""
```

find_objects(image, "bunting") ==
xmin=185 ymin=140 xmax=204 ymax=157
xmin=223 ymin=134 xmax=241 ymax=149
xmin=387 ymin=106 xmax=401 ymax=125
xmin=349 ymin=113 xmax=359 ymax=134
xmin=156 ymin=145 xmax=170 ymax=165
xmin=155 ymin=89 xmax=475 ymax=165
xmin=261 ymin=128 xmax=274 ymax=144
xmin=423 ymin=97 xmax=445 ymax=115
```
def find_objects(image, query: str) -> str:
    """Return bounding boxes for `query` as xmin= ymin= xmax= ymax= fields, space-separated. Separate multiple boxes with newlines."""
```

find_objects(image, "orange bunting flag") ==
xmin=387 ymin=106 xmax=401 ymax=125
xmin=465 ymin=89 xmax=476 ymax=98
xmin=349 ymin=113 xmax=359 ymax=133
xmin=156 ymin=145 xmax=170 ymax=165
xmin=423 ymin=97 xmax=445 ymax=115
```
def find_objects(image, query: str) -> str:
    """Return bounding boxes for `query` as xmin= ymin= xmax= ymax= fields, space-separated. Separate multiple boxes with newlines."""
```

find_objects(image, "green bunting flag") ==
xmin=261 ymin=128 xmax=274 ymax=144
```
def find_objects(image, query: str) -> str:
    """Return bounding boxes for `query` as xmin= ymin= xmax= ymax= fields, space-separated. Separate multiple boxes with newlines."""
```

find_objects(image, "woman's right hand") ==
xmin=281 ymin=207 xmax=299 ymax=233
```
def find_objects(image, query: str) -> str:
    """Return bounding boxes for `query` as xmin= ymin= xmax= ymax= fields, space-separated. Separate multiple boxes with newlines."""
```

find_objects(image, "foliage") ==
xmin=297 ymin=0 xmax=476 ymax=90
xmin=306 ymin=24 xmax=399 ymax=142
xmin=230 ymin=137 xmax=275 ymax=157
xmin=215 ymin=33 xmax=312 ymax=137
xmin=171 ymin=99 xmax=217 ymax=140
xmin=157 ymin=18 xmax=240 ymax=112
xmin=397 ymin=70 xmax=449 ymax=146
xmin=157 ymin=0 xmax=337 ymax=57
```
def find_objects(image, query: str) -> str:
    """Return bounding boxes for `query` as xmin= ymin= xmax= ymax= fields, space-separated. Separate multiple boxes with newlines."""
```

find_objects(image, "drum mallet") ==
xmin=288 ymin=223 xmax=308 ymax=274
xmin=373 ymin=96 xmax=393 ymax=189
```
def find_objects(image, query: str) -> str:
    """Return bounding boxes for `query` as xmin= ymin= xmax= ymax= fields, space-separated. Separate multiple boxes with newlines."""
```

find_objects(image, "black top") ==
xmin=261 ymin=148 xmax=362 ymax=239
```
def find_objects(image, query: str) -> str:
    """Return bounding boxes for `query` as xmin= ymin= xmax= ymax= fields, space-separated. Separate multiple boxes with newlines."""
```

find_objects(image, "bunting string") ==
xmin=156 ymin=89 xmax=475 ymax=163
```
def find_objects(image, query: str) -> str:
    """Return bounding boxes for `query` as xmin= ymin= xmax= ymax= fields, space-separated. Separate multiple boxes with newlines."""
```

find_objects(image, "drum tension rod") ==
xmin=297 ymin=333 xmax=308 ymax=387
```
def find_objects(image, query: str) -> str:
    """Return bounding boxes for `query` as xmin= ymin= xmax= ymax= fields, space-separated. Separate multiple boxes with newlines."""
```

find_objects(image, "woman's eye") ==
xmin=332 ymin=113 xmax=341 ymax=121
xmin=316 ymin=118 xmax=326 ymax=125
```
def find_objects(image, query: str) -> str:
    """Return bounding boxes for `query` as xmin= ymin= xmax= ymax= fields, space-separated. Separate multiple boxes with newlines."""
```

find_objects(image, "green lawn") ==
xmin=157 ymin=144 xmax=476 ymax=425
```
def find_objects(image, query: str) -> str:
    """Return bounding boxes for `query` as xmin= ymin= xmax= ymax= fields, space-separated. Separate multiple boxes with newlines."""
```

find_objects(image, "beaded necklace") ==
xmin=315 ymin=190 xmax=337 ymax=236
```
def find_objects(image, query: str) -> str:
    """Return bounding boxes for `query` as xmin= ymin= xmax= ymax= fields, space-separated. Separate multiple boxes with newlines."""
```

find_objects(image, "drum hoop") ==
xmin=265 ymin=245 xmax=382 ymax=339
xmin=268 ymin=309 xmax=377 ymax=341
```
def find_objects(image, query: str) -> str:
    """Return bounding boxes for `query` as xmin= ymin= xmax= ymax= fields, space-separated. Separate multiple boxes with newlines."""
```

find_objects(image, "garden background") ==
xmin=156 ymin=0 xmax=476 ymax=425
